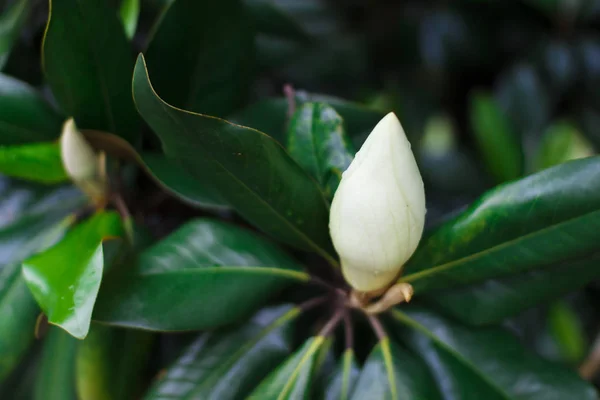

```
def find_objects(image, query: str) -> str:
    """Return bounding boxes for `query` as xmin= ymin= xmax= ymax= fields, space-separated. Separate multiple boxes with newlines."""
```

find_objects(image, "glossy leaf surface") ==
xmin=427 ymin=252 xmax=600 ymax=325
xmin=249 ymin=336 xmax=325 ymax=399
xmin=34 ymin=327 xmax=78 ymax=400
xmin=145 ymin=0 xmax=254 ymax=116
xmin=22 ymin=211 xmax=124 ymax=339
xmin=94 ymin=219 xmax=309 ymax=331
xmin=401 ymin=157 xmax=600 ymax=293
xmin=287 ymin=102 xmax=354 ymax=198
xmin=133 ymin=55 xmax=336 ymax=264
xmin=42 ymin=0 xmax=139 ymax=141
xmin=350 ymin=338 xmax=441 ymax=400
xmin=145 ymin=305 xmax=298 ymax=399
xmin=319 ymin=349 xmax=359 ymax=400
xmin=469 ymin=91 xmax=523 ymax=183
xmin=0 ymin=0 xmax=30 ymax=69
xmin=0 ymin=73 xmax=63 ymax=145
xmin=0 ymin=142 xmax=67 ymax=183
xmin=391 ymin=308 xmax=596 ymax=400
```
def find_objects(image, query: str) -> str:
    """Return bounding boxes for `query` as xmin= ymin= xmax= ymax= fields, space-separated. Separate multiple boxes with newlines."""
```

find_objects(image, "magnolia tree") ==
xmin=1 ymin=0 xmax=600 ymax=399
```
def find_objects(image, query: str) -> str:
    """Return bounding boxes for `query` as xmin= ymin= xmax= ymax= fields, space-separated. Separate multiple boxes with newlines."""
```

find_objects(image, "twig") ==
xmin=344 ymin=311 xmax=354 ymax=350
xmin=580 ymin=333 xmax=600 ymax=379
xmin=298 ymin=295 xmax=329 ymax=312
xmin=111 ymin=193 xmax=134 ymax=243
xmin=367 ymin=314 xmax=387 ymax=341
xmin=319 ymin=308 xmax=345 ymax=338
xmin=283 ymin=84 xmax=296 ymax=117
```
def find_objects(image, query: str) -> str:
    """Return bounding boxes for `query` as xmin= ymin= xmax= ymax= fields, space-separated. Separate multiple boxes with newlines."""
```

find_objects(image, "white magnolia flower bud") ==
xmin=329 ymin=112 xmax=426 ymax=292
xmin=60 ymin=118 xmax=107 ymax=203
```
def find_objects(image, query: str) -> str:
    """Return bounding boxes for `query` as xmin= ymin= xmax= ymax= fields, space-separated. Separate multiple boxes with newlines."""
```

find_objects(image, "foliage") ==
xmin=1 ymin=0 xmax=600 ymax=398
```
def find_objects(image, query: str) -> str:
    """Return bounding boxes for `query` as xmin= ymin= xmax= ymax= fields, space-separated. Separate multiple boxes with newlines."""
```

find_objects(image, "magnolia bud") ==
xmin=60 ymin=119 xmax=107 ymax=203
xmin=329 ymin=112 xmax=426 ymax=292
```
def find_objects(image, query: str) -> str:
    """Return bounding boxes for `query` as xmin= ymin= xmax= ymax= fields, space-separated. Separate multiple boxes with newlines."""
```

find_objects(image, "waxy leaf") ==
xmin=94 ymin=219 xmax=309 ymax=331
xmin=42 ymin=0 xmax=139 ymax=142
xmin=391 ymin=308 xmax=596 ymax=400
xmin=401 ymin=157 xmax=600 ymax=293
xmin=428 ymin=252 xmax=600 ymax=325
xmin=0 ymin=142 xmax=67 ymax=183
xmin=287 ymin=102 xmax=354 ymax=198
xmin=22 ymin=211 xmax=124 ymax=339
xmin=82 ymin=129 xmax=228 ymax=210
xmin=145 ymin=0 xmax=254 ymax=116
xmin=0 ymin=0 xmax=30 ymax=69
xmin=249 ymin=336 xmax=325 ymax=399
xmin=133 ymin=55 xmax=336 ymax=264
xmin=319 ymin=348 xmax=359 ymax=400
xmin=469 ymin=91 xmax=523 ymax=183
xmin=0 ymin=73 xmax=63 ymax=145
xmin=34 ymin=328 xmax=78 ymax=400
xmin=145 ymin=305 xmax=298 ymax=399
xmin=350 ymin=338 xmax=441 ymax=400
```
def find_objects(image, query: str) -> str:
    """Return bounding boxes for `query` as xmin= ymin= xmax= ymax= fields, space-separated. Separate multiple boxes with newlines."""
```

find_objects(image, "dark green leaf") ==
xmin=145 ymin=305 xmax=299 ymax=399
xmin=0 ymin=0 xmax=30 ymax=69
xmin=119 ymin=0 xmax=139 ymax=39
xmin=249 ymin=336 xmax=325 ymax=399
xmin=230 ymin=94 xmax=384 ymax=148
xmin=401 ymin=157 xmax=600 ymax=293
xmin=426 ymin=252 xmax=600 ymax=325
xmin=320 ymin=349 xmax=359 ymax=400
xmin=133 ymin=55 xmax=336 ymax=264
xmin=469 ymin=90 xmax=523 ymax=183
xmin=390 ymin=307 xmax=596 ymax=400
xmin=0 ymin=73 xmax=63 ymax=145
xmin=350 ymin=338 xmax=441 ymax=400
xmin=34 ymin=327 xmax=77 ymax=400
xmin=145 ymin=0 xmax=254 ymax=116
xmin=82 ymin=129 xmax=229 ymax=210
xmin=287 ymin=102 xmax=354 ymax=198
xmin=22 ymin=211 xmax=124 ymax=339
xmin=42 ymin=0 xmax=139 ymax=142
xmin=94 ymin=219 xmax=309 ymax=331
xmin=246 ymin=0 xmax=313 ymax=43
xmin=0 ymin=142 xmax=67 ymax=183
xmin=76 ymin=324 xmax=153 ymax=400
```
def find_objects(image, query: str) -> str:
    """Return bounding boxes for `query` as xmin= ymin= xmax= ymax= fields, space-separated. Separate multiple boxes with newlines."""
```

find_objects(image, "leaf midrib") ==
xmin=401 ymin=208 xmax=600 ymax=288
xmin=139 ymin=265 xmax=310 ymax=281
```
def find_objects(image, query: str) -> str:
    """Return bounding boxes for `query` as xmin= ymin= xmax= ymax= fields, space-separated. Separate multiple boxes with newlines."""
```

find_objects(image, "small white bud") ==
xmin=60 ymin=118 xmax=107 ymax=203
xmin=329 ymin=112 xmax=426 ymax=292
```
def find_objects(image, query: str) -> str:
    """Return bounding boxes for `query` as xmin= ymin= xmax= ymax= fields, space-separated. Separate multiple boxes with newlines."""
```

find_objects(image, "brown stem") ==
xmin=319 ymin=308 xmax=345 ymax=337
xmin=344 ymin=311 xmax=354 ymax=350
xmin=367 ymin=314 xmax=387 ymax=341
xmin=283 ymin=83 xmax=296 ymax=117
xmin=298 ymin=295 xmax=329 ymax=312
xmin=580 ymin=333 xmax=600 ymax=379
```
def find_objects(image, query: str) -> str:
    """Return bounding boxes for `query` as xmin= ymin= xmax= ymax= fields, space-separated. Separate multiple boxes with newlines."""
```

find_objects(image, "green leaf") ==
xmin=0 ymin=73 xmax=63 ymax=145
xmin=390 ymin=307 xmax=596 ymax=400
xmin=287 ymin=102 xmax=354 ymax=198
xmin=425 ymin=252 xmax=600 ymax=325
xmin=42 ymin=0 xmax=139 ymax=142
xmin=22 ymin=211 xmax=124 ymax=339
xmin=469 ymin=90 xmax=523 ymax=183
xmin=318 ymin=349 xmax=359 ymax=400
xmin=401 ymin=157 xmax=600 ymax=293
xmin=249 ymin=336 xmax=325 ymax=399
xmin=230 ymin=94 xmax=383 ymax=148
xmin=145 ymin=0 xmax=254 ymax=116
xmin=0 ymin=0 xmax=30 ymax=70
xmin=535 ymin=121 xmax=594 ymax=171
xmin=94 ymin=219 xmax=309 ymax=331
xmin=145 ymin=305 xmax=299 ymax=399
xmin=119 ymin=0 xmax=139 ymax=39
xmin=76 ymin=324 xmax=153 ymax=400
xmin=547 ymin=301 xmax=587 ymax=364
xmin=0 ymin=142 xmax=67 ymax=183
xmin=133 ymin=55 xmax=337 ymax=264
xmin=350 ymin=338 xmax=441 ymax=400
xmin=34 ymin=327 xmax=78 ymax=400
xmin=83 ymin=129 xmax=229 ymax=210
